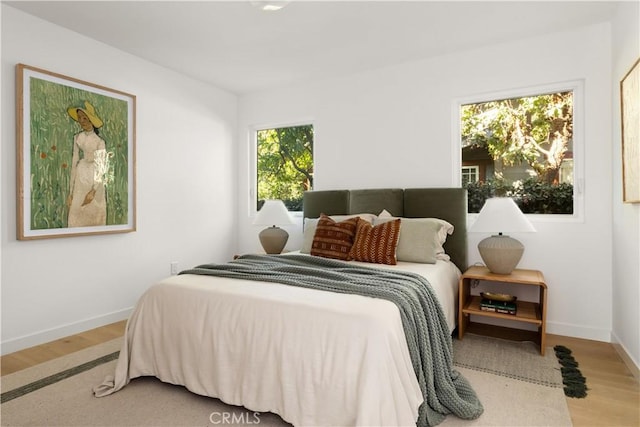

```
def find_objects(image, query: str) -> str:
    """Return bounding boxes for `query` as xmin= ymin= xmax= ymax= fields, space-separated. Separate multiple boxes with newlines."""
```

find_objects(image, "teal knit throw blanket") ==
xmin=181 ymin=254 xmax=483 ymax=426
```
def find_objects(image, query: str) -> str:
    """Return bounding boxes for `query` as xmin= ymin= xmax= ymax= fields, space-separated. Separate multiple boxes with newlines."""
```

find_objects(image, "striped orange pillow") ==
xmin=310 ymin=214 xmax=360 ymax=261
xmin=349 ymin=218 xmax=401 ymax=265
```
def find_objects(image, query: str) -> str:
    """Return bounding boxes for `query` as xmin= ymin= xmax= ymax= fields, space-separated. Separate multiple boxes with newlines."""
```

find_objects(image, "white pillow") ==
xmin=300 ymin=213 xmax=376 ymax=254
xmin=376 ymin=209 xmax=454 ymax=263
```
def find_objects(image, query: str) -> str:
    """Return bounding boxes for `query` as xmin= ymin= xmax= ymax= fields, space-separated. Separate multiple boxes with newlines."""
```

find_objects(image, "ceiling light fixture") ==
xmin=250 ymin=1 xmax=290 ymax=11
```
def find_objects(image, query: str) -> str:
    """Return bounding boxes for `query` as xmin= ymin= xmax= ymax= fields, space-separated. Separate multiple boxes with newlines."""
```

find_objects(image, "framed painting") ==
xmin=16 ymin=64 xmax=136 ymax=239
xmin=621 ymin=58 xmax=640 ymax=203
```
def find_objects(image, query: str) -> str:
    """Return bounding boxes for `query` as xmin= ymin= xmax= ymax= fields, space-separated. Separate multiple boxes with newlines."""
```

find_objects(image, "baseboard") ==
xmin=0 ymin=308 xmax=132 ymax=356
xmin=611 ymin=331 xmax=640 ymax=383
xmin=545 ymin=320 xmax=611 ymax=342
xmin=472 ymin=317 xmax=612 ymax=342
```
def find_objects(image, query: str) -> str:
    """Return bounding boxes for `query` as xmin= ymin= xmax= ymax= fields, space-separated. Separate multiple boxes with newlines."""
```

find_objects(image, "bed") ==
xmin=94 ymin=188 xmax=483 ymax=426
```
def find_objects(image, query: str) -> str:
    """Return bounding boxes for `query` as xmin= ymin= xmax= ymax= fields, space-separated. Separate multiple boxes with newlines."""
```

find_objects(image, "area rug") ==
xmin=1 ymin=334 xmax=572 ymax=426
xmin=453 ymin=333 xmax=563 ymax=387
xmin=446 ymin=334 xmax=572 ymax=426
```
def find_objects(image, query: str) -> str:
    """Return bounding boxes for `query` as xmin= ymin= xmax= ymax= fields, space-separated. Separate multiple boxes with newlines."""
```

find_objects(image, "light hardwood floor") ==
xmin=2 ymin=321 xmax=639 ymax=426
xmin=545 ymin=334 xmax=639 ymax=427
xmin=1 ymin=320 xmax=127 ymax=376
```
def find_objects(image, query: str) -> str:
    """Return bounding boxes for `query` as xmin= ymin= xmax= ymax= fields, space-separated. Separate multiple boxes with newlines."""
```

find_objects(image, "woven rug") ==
xmin=1 ymin=334 xmax=572 ymax=426
xmin=453 ymin=333 xmax=563 ymax=387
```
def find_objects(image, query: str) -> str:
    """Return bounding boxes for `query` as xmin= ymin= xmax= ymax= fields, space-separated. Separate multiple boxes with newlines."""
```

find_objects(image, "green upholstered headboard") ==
xmin=303 ymin=188 xmax=468 ymax=272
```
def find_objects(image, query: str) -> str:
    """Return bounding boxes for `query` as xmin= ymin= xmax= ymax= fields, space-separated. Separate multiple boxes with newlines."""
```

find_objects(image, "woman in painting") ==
xmin=67 ymin=101 xmax=108 ymax=227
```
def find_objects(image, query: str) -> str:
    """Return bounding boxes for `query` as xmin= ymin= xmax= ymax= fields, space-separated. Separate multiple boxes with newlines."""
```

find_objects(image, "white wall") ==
xmin=611 ymin=1 xmax=640 ymax=371
xmin=237 ymin=23 xmax=615 ymax=342
xmin=1 ymin=5 xmax=238 ymax=354
xmin=3 ymin=5 xmax=636 ymax=371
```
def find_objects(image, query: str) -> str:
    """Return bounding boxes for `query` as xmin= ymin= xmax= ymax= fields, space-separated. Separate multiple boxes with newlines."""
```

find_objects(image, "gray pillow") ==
xmin=374 ymin=216 xmax=453 ymax=264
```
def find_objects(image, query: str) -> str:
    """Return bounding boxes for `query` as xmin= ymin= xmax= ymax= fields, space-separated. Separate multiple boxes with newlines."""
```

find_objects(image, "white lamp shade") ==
xmin=253 ymin=200 xmax=294 ymax=226
xmin=469 ymin=197 xmax=536 ymax=234
xmin=470 ymin=197 xmax=535 ymax=274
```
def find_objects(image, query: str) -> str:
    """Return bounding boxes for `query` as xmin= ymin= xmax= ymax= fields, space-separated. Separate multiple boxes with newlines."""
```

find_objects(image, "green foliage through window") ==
xmin=466 ymin=179 xmax=573 ymax=214
xmin=257 ymin=124 xmax=313 ymax=211
xmin=461 ymin=90 xmax=574 ymax=214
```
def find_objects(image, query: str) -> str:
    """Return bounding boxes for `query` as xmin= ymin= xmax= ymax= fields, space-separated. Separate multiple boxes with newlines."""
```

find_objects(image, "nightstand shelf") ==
xmin=463 ymin=296 xmax=541 ymax=324
xmin=458 ymin=266 xmax=547 ymax=355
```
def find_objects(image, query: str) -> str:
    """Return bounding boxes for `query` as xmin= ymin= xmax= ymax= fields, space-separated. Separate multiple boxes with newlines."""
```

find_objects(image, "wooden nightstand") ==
xmin=458 ymin=265 xmax=547 ymax=355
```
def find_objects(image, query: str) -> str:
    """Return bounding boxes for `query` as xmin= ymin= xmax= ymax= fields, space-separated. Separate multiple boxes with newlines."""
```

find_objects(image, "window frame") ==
xmin=461 ymin=165 xmax=480 ymax=186
xmin=249 ymin=120 xmax=315 ymax=217
xmin=452 ymin=80 xmax=585 ymax=222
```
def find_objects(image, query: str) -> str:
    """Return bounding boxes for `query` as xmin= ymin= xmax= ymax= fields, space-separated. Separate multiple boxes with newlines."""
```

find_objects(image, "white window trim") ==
xmin=451 ymin=80 xmax=585 ymax=223
xmin=461 ymin=165 xmax=480 ymax=183
xmin=249 ymin=119 xmax=315 ymax=218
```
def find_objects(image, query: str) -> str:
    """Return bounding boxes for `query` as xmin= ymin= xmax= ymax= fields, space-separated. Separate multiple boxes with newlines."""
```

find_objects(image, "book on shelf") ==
xmin=479 ymin=298 xmax=517 ymax=315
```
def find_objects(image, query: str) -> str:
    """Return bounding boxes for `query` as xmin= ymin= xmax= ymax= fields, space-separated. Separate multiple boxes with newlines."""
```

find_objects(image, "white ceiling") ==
xmin=6 ymin=1 xmax=617 ymax=95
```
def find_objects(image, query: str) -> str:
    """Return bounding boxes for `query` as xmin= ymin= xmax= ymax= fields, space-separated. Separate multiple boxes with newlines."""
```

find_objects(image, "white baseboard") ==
xmin=611 ymin=331 xmax=640 ymax=382
xmin=472 ymin=317 xmax=612 ymax=342
xmin=0 ymin=308 xmax=132 ymax=356
xmin=546 ymin=320 xmax=611 ymax=342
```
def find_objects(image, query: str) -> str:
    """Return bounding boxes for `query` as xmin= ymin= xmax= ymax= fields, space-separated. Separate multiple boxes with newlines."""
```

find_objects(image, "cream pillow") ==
xmin=375 ymin=210 xmax=454 ymax=263
xmin=301 ymin=213 xmax=376 ymax=254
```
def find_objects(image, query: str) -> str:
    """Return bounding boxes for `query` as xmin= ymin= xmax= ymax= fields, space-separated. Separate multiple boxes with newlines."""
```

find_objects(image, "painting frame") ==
xmin=621 ymin=58 xmax=640 ymax=203
xmin=16 ymin=64 xmax=136 ymax=240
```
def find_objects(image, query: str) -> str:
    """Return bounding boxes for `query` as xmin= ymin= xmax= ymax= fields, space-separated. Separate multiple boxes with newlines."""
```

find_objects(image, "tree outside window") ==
xmin=461 ymin=91 xmax=574 ymax=214
xmin=256 ymin=124 xmax=313 ymax=211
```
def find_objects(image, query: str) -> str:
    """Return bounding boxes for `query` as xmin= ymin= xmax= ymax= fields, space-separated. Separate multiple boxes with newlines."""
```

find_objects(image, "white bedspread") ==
xmin=95 ymin=256 xmax=460 ymax=427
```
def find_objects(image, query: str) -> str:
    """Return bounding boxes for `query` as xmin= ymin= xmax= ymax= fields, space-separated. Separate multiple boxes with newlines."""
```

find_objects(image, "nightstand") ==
xmin=458 ymin=265 xmax=547 ymax=355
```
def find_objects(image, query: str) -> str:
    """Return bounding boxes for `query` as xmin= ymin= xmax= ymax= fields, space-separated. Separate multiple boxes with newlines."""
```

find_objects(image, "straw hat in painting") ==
xmin=67 ymin=101 xmax=104 ymax=129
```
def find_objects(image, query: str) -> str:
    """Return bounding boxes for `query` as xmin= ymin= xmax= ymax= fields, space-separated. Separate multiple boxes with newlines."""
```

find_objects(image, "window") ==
xmin=459 ymin=88 xmax=577 ymax=215
xmin=461 ymin=166 xmax=479 ymax=186
xmin=256 ymin=124 xmax=314 ymax=211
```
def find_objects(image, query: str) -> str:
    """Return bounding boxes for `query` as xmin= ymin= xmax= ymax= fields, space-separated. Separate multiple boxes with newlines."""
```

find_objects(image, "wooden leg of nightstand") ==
xmin=458 ymin=278 xmax=469 ymax=340
xmin=539 ymin=286 xmax=547 ymax=356
xmin=458 ymin=315 xmax=467 ymax=340
xmin=539 ymin=327 xmax=546 ymax=356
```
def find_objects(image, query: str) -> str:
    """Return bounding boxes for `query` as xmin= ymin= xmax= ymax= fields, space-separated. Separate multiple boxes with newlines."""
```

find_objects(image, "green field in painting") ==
xmin=29 ymin=77 xmax=130 ymax=229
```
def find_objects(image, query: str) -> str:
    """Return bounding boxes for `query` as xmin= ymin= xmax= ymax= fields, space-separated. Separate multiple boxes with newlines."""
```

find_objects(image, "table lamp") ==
xmin=253 ymin=200 xmax=294 ymax=254
xmin=469 ymin=197 xmax=536 ymax=274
